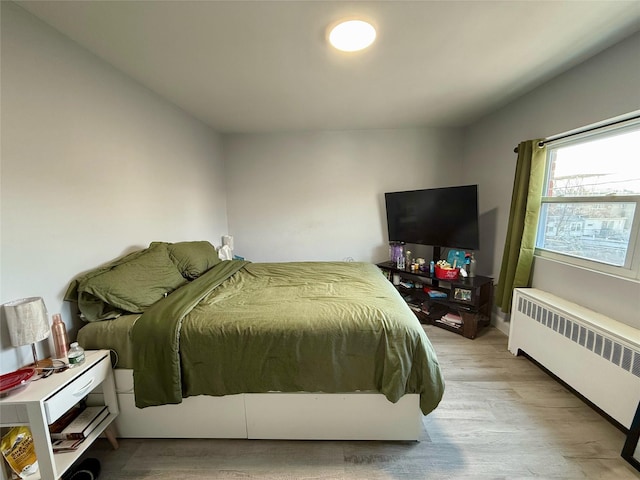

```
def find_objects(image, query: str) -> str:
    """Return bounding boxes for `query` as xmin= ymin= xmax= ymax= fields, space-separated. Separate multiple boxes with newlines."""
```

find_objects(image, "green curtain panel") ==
xmin=495 ymin=139 xmax=546 ymax=313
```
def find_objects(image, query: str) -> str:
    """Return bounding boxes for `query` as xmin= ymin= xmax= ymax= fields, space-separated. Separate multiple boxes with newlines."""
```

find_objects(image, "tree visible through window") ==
xmin=535 ymin=120 xmax=640 ymax=278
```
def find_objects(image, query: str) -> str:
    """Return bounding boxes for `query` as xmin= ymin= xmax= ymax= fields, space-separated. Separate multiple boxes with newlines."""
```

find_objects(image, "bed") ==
xmin=66 ymin=241 xmax=445 ymax=440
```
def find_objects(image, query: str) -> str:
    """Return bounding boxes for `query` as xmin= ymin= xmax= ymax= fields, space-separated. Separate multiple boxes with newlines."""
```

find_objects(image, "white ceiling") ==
xmin=15 ymin=0 xmax=640 ymax=134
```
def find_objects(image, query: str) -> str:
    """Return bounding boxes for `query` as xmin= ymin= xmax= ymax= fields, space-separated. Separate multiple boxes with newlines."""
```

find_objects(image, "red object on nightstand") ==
xmin=0 ymin=368 xmax=35 ymax=397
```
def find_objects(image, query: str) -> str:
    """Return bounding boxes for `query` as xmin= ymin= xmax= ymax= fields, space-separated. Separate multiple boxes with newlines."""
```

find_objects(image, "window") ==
xmin=535 ymin=118 xmax=640 ymax=280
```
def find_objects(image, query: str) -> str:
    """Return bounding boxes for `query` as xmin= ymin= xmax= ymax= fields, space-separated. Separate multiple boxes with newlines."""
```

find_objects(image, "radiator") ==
xmin=508 ymin=288 xmax=640 ymax=428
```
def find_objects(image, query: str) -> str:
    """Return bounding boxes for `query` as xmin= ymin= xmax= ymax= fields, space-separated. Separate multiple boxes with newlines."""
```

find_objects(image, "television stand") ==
xmin=377 ymin=261 xmax=493 ymax=339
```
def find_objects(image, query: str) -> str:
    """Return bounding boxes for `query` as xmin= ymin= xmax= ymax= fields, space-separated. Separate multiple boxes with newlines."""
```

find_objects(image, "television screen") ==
xmin=385 ymin=184 xmax=480 ymax=250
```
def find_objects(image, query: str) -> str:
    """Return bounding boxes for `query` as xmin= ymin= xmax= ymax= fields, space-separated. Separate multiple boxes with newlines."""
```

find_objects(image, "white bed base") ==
xmin=91 ymin=369 xmax=422 ymax=440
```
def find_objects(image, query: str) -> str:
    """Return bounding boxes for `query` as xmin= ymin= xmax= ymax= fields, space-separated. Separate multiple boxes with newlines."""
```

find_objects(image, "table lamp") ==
xmin=3 ymin=297 xmax=50 ymax=367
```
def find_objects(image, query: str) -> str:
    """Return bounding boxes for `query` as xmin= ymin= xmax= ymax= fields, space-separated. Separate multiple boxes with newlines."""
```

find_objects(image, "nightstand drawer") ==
xmin=44 ymin=355 xmax=110 ymax=424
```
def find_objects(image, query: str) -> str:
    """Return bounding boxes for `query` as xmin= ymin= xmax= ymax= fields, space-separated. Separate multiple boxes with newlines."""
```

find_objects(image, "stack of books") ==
xmin=49 ymin=405 xmax=110 ymax=452
xmin=436 ymin=312 xmax=463 ymax=328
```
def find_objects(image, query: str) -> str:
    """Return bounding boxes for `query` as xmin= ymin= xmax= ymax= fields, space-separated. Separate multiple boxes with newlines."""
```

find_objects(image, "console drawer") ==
xmin=44 ymin=355 xmax=110 ymax=424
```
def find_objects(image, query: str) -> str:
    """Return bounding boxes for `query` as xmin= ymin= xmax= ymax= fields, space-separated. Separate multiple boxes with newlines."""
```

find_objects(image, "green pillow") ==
xmin=152 ymin=241 xmax=220 ymax=280
xmin=65 ymin=248 xmax=149 ymax=304
xmin=78 ymin=243 xmax=186 ymax=317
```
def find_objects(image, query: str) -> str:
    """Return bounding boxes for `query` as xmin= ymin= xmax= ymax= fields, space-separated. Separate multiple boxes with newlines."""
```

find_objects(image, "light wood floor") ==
xmin=82 ymin=326 xmax=639 ymax=479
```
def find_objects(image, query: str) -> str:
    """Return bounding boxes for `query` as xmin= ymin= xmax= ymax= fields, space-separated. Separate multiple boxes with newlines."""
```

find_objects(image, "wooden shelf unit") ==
xmin=377 ymin=261 xmax=494 ymax=339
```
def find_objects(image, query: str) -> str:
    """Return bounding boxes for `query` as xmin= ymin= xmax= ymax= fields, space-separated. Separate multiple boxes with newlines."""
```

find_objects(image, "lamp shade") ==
xmin=3 ymin=297 xmax=50 ymax=347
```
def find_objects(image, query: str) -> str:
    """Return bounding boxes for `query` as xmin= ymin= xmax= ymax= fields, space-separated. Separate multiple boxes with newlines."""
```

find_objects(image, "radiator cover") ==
xmin=508 ymin=288 xmax=640 ymax=428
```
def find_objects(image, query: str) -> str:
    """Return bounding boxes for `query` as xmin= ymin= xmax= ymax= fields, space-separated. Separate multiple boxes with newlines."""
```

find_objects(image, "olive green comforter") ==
xmin=131 ymin=261 xmax=445 ymax=415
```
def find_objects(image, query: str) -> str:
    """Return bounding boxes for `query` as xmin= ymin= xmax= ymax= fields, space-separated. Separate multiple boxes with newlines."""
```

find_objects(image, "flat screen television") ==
xmin=385 ymin=184 xmax=480 ymax=251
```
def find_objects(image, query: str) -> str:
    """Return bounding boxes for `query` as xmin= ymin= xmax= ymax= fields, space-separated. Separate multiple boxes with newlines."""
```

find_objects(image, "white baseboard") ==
xmin=492 ymin=308 xmax=510 ymax=336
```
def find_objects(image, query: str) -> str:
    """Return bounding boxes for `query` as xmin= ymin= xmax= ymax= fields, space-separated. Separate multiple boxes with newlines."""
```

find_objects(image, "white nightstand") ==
xmin=0 ymin=350 xmax=119 ymax=479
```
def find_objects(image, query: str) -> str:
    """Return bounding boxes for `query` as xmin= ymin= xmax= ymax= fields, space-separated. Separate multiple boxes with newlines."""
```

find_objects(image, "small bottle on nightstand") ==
xmin=68 ymin=342 xmax=85 ymax=367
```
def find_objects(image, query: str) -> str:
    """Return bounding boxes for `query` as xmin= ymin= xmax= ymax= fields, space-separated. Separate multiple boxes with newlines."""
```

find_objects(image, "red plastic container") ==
xmin=435 ymin=265 xmax=459 ymax=280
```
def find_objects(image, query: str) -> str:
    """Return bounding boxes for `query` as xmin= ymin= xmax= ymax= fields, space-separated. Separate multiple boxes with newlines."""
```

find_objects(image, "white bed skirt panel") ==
xmin=90 ymin=369 xmax=422 ymax=440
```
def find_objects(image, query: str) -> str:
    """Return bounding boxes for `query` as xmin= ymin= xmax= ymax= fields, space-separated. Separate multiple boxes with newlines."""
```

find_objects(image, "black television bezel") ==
xmin=384 ymin=184 xmax=480 ymax=251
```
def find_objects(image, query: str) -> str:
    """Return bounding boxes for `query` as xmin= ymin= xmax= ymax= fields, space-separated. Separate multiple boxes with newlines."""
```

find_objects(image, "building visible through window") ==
xmin=536 ymin=119 xmax=640 ymax=279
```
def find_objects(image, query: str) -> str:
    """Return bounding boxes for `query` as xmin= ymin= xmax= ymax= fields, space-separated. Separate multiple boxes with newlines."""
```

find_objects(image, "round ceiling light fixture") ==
xmin=328 ymin=19 xmax=376 ymax=52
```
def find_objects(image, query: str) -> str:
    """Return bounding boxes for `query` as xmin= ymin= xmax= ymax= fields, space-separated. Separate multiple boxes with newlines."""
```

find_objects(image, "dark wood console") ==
xmin=377 ymin=261 xmax=494 ymax=339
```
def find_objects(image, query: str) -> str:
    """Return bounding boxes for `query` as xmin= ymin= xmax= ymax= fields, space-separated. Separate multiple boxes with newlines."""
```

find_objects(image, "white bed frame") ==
xmin=91 ymin=369 xmax=423 ymax=440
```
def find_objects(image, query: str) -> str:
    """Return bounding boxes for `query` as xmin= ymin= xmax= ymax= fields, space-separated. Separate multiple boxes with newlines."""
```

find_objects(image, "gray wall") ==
xmin=463 ymin=31 xmax=640 ymax=332
xmin=223 ymin=128 xmax=463 ymax=263
xmin=0 ymin=2 xmax=229 ymax=371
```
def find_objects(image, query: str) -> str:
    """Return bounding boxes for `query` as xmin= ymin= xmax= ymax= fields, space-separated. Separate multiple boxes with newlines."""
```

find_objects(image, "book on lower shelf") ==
xmin=50 ymin=405 xmax=110 ymax=440
xmin=436 ymin=312 xmax=463 ymax=328
xmin=52 ymin=438 xmax=86 ymax=453
xmin=48 ymin=403 xmax=83 ymax=437
xmin=423 ymin=287 xmax=448 ymax=299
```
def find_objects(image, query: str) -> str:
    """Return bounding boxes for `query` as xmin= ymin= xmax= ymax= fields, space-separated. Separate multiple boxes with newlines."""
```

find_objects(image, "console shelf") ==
xmin=377 ymin=261 xmax=494 ymax=339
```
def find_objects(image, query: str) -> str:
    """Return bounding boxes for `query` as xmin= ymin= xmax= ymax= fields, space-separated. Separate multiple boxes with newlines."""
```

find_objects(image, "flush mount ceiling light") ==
xmin=328 ymin=20 xmax=376 ymax=52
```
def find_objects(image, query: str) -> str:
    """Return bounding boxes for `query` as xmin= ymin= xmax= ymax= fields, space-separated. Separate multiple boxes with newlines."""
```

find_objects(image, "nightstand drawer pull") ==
xmin=73 ymin=378 xmax=95 ymax=396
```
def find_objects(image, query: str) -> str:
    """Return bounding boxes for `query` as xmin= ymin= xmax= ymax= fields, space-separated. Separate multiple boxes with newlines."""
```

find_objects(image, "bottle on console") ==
xmin=469 ymin=252 xmax=477 ymax=277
